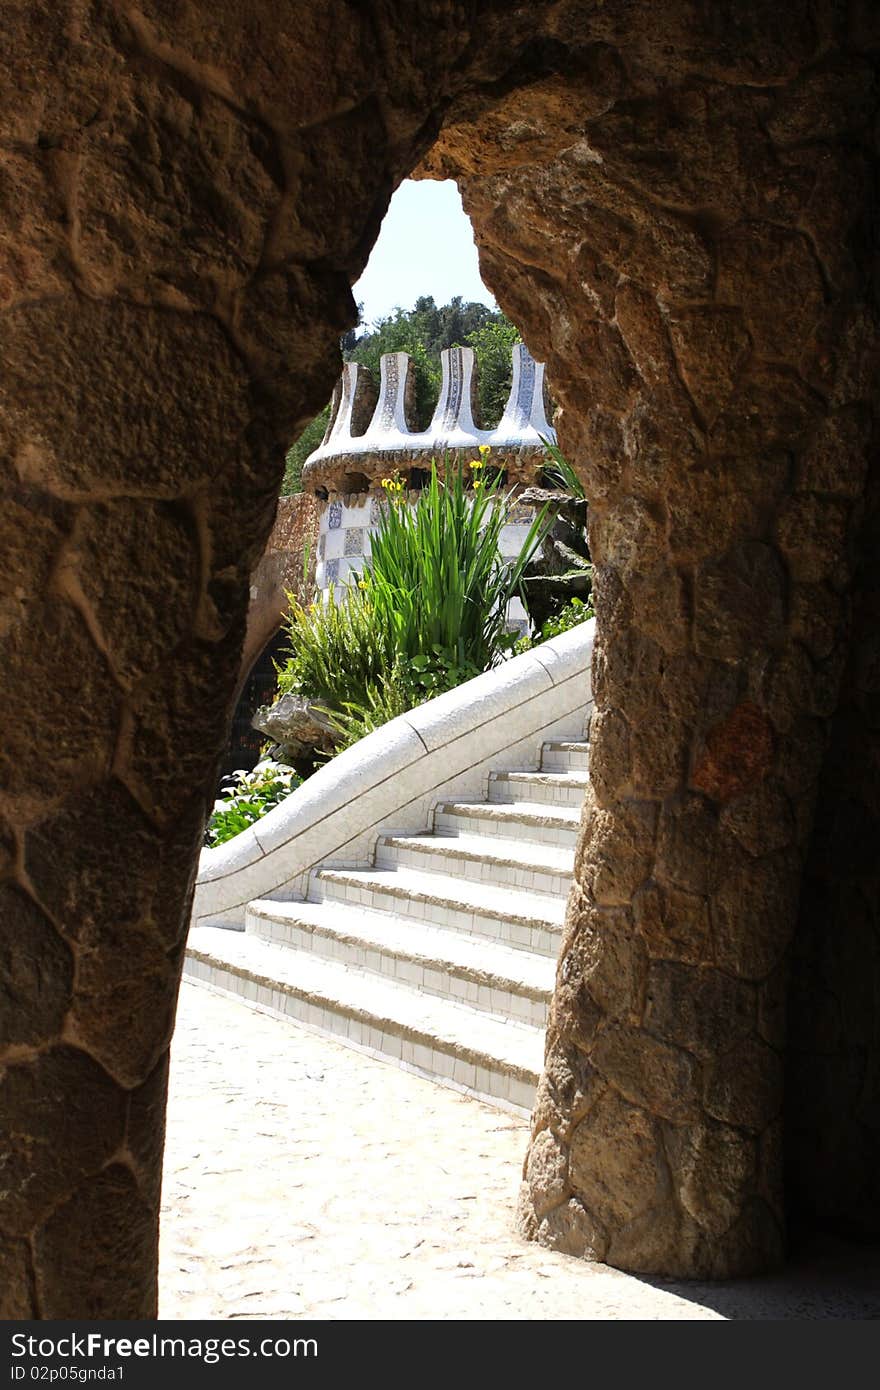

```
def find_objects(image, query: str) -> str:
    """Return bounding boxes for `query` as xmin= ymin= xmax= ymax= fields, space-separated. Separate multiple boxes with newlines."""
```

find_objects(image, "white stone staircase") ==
xmin=185 ymin=736 xmax=588 ymax=1114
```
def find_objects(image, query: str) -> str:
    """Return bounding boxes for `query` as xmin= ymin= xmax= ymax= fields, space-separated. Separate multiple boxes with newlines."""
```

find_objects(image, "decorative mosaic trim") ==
xmin=324 ymin=558 xmax=340 ymax=583
xmin=302 ymin=345 xmax=554 ymax=496
xmin=344 ymin=527 xmax=364 ymax=557
xmin=379 ymin=356 xmax=399 ymax=429
xmin=513 ymin=352 xmax=536 ymax=429
xmin=328 ymin=501 xmax=343 ymax=530
xmin=317 ymin=533 xmax=327 ymax=560
xmin=441 ymin=348 xmax=463 ymax=432
xmin=370 ymin=495 xmax=389 ymax=526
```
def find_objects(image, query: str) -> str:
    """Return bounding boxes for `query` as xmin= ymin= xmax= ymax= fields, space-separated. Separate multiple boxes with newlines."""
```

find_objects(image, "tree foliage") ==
xmin=282 ymin=296 xmax=522 ymax=494
xmin=466 ymin=318 xmax=522 ymax=427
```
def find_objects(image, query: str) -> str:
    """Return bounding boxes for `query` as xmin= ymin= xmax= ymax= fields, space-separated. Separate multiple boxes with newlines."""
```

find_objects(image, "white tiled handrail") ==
xmin=191 ymin=619 xmax=594 ymax=930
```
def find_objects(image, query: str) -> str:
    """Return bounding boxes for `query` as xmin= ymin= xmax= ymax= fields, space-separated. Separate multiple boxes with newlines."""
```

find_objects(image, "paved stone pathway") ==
xmin=159 ymin=982 xmax=880 ymax=1320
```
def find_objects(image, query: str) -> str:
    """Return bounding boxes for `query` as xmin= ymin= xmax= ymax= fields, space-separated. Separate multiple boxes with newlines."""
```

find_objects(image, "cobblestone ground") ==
xmin=160 ymin=983 xmax=880 ymax=1320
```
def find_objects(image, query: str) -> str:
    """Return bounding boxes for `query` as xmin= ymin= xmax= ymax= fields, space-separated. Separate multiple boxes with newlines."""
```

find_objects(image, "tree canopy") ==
xmin=283 ymin=297 xmax=523 ymax=494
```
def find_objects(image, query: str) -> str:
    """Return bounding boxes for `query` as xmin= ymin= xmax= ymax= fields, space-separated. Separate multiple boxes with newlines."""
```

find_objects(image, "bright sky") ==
xmin=352 ymin=180 xmax=496 ymax=327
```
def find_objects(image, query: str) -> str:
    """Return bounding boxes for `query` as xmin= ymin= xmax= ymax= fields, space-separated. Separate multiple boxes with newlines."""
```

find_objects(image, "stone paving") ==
xmin=159 ymin=982 xmax=880 ymax=1320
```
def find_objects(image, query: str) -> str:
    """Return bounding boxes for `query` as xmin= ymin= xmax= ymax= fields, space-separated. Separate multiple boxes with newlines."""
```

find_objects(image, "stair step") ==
xmin=375 ymin=831 xmax=574 ymax=898
xmin=185 ymin=927 xmax=542 ymax=1111
xmin=541 ymin=740 xmax=590 ymax=772
xmin=313 ymin=865 xmax=565 ymax=956
xmin=489 ymin=769 xmax=589 ymax=808
xmin=434 ymin=799 xmax=581 ymax=848
xmin=246 ymin=898 xmax=553 ymax=1026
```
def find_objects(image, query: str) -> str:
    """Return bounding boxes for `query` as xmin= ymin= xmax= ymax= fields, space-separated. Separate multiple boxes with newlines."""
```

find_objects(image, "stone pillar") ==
xmin=317 ymin=363 xmax=379 ymax=458
xmin=490 ymin=343 xmax=554 ymax=449
xmin=786 ymin=496 xmax=880 ymax=1235
xmin=0 ymin=192 xmax=350 ymax=1322
xmin=437 ymin=31 xmax=880 ymax=1275
xmin=428 ymin=345 xmax=480 ymax=439
xmin=0 ymin=0 xmax=450 ymax=1317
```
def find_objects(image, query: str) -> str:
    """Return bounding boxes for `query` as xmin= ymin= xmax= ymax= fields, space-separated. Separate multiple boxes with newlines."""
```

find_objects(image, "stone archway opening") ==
xmin=2 ymin=2 xmax=878 ymax=1319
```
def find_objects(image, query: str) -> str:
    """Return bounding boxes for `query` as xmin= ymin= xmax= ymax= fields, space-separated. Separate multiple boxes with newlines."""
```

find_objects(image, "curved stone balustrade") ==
xmin=192 ymin=619 xmax=593 ymax=930
xmin=302 ymin=343 xmax=555 ymax=494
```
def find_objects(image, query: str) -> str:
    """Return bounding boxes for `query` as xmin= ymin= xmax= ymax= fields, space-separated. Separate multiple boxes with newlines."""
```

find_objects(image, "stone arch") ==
xmin=0 ymin=1 xmax=878 ymax=1315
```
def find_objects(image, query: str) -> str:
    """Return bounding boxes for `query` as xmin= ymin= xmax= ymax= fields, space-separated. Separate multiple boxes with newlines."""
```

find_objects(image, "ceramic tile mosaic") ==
xmin=343 ymin=527 xmax=364 ymax=557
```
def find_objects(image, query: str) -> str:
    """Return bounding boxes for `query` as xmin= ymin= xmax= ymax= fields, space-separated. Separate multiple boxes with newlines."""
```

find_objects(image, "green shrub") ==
xmin=540 ymin=595 xmax=593 ymax=638
xmin=206 ymin=762 xmax=302 ymax=848
xmin=362 ymin=456 xmax=549 ymax=691
xmin=324 ymin=656 xmax=424 ymax=751
xmin=275 ymin=457 xmax=551 ymax=749
xmin=513 ymin=595 xmax=593 ymax=655
xmin=277 ymin=580 xmax=393 ymax=712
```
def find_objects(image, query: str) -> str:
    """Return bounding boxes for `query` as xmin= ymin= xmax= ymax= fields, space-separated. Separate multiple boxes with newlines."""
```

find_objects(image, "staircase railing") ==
xmin=192 ymin=619 xmax=594 ymax=930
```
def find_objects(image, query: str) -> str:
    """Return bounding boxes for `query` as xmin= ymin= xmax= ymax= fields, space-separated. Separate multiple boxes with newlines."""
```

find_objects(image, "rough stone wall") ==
xmin=0 ymin=0 xmax=546 ymax=1317
xmin=1 ymin=0 xmax=878 ymax=1315
xmin=239 ymin=492 xmax=318 ymax=690
xmin=786 ymin=487 xmax=880 ymax=1237
xmin=422 ymin=5 xmax=880 ymax=1273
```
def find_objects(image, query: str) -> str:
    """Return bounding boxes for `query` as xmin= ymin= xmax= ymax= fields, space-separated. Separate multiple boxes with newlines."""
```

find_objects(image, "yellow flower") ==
xmin=381 ymin=471 xmax=405 ymax=496
xmin=478 ymin=443 xmax=491 ymax=457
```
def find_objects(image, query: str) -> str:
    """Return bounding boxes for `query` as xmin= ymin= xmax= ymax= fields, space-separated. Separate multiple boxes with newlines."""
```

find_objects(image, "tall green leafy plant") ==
xmin=364 ymin=456 xmax=549 ymax=691
xmin=540 ymin=435 xmax=585 ymax=499
xmin=277 ymin=581 xmax=392 ymax=711
xmin=275 ymin=457 xmax=551 ymax=750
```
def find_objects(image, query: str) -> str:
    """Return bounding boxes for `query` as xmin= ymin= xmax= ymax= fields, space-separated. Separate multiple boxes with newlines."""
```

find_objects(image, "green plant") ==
xmin=540 ymin=435 xmax=585 ymax=499
xmin=324 ymin=656 xmax=423 ymax=751
xmin=512 ymin=595 xmax=593 ymax=655
xmin=205 ymin=761 xmax=302 ymax=848
xmin=274 ymin=458 xmax=551 ymax=754
xmin=540 ymin=595 xmax=593 ymax=638
xmin=362 ymin=455 xmax=550 ymax=693
xmin=276 ymin=583 xmax=393 ymax=713
xmin=465 ymin=317 xmax=522 ymax=425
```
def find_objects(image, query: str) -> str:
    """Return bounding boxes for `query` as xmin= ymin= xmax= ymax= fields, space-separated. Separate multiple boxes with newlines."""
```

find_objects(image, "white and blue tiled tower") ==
xmin=303 ymin=343 xmax=556 ymax=633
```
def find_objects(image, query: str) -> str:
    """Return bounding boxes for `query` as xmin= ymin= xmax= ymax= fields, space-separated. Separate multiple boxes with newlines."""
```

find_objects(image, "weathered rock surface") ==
xmin=420 ymin=1 xmax=880 ymax=1278
xmin=0 ymin=0 xmax=878 ymax=1317
xmin=519 ymin=486 xmax=592 ymax=632
xmin=251 ymin=693 xmax=338 ymax=767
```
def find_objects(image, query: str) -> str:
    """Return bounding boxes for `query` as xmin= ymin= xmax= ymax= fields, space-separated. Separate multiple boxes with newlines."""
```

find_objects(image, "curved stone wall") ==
xmin=305 ymin=343 xmax=554 ymax=621
xmin=302 ymin=343 xmax=555 ymax=494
